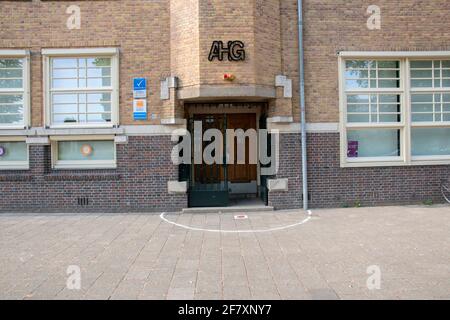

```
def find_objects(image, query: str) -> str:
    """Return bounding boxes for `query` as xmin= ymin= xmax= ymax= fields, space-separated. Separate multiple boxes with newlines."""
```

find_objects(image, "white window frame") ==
xmin=42 ymin=48 xmax=119 ymax=129
xmin=339 ymin=51 xmax=450 ymax=167
xmin=50 ymin=135 xmax=117 ymax=170
xmin=0 ymin=50 xmax=30 ymax=129
xmin=0 ymin=136 xmax=29 ymax=170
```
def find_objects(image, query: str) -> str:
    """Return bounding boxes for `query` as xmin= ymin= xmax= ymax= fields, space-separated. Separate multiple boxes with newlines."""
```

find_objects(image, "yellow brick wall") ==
xmin=3 ymin=1 xmax=450 ymax=125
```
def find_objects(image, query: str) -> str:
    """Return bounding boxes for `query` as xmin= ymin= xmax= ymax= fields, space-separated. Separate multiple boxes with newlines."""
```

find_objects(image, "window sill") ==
xmin=0 ymin=173 xmax=32 ymax=181
xmin=44 ymin=172 xmax=120 ymax=181
xmin=0 ymin=164 xmax=29 ymax=171
xmin=49 ymin=124 xmax=115 ymax=130
xmin=341 ymin=159 xmax=450 ymax=168
xmin=0 ymin=126 xmax=27 ymax=130
xmin=53 ymin=162 xmax=117 ymax=170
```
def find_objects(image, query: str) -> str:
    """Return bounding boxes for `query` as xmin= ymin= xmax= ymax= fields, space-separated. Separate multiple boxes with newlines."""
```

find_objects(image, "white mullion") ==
xmin=432 ymin=60 xmax=435 ymax=88
xmin=376 ymin=94 xmax=380 ymax=123
xmin=76 ymin=92 xmax=81 ymax=124
xmin=403 ymin=59 xmax=411 ymax=164
xmin=432 ymin=92 xmax=436 ymax=122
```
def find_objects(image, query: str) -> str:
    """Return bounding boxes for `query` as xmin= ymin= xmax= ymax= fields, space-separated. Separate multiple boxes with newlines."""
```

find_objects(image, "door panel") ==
xmin=227 ymin=113 xmax=257 ymax=183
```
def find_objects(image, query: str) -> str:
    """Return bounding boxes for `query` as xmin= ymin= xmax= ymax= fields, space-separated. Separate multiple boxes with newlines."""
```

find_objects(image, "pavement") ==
xmin=0 ymin=205 xmax=449 ymax=300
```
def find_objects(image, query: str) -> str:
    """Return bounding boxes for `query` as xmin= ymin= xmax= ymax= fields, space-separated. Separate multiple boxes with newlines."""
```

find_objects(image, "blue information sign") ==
xmin=133 ymin=78 xmax=147 ymax=91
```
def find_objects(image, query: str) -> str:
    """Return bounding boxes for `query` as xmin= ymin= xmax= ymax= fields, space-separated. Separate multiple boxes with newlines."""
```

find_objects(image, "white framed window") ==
xmin=341 ymin=58 xmax=404 ymax=166
xmin=0 ymin=50 xmax=30 ymax=129
xmin=339 ymin=52 xmax=450 ymax=167
xmin=0 ymin=137 xmax=29 ymax=170
xmin=43 ymin=48 xmax=119 ymax=128
xmin=410 ymin=60 xmax=450 ymax=161
xmin=51 ymin=136 xmax=116 ymax=169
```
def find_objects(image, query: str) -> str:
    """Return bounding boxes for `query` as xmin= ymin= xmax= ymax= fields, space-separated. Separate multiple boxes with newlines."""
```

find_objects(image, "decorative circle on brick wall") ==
xmin=160 ymin=210 xmax=312 ymax=233
xmin=0 ymin=146 xmax=5 ymax=157
xmin=80 ymin=144 xmax=93 ymax=157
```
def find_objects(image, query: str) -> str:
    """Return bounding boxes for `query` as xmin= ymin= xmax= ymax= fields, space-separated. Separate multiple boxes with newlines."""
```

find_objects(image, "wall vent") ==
xmin=77 ymin=197 xmax=89 ymax=206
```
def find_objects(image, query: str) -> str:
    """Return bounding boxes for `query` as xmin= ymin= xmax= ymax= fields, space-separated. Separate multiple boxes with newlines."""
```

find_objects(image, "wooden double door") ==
xmin=193 ymin=113 xmax=257 ymax=186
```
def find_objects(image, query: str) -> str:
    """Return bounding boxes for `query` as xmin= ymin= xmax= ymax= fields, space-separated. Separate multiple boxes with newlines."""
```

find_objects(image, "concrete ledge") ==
xmin=161 ymin=76 xmax=179 ymax=100
xmin=268 ymin=122 xmax=340 ymax=133
xmin=121 ymin=124 xmax=187 ymax=136
xmin=178 ymin=85 xmax=276 ymax=100
xmin=114 ymin=135 xmax=128 ymax=144
xmin=0 ymin=129 xmax=34 ymax=136
xmin=34 ymin=127 xmax=124 ymax=136
xmin=26 ymin=136 xmax=50 ymax=145
xmin=267 ymin=116 xmax=294 ymax=124
xmin=168 ymin=181 xmax=188 ymax=194
xmin=161 ymin=118 xmax=187 ymax=125
xmin=182 ymin=205 xmax=274 ymax=214
xmin=275 ymin=75 xmax=293 ymax=98
xmin=267 ymin=178 xmax=289 ymax=192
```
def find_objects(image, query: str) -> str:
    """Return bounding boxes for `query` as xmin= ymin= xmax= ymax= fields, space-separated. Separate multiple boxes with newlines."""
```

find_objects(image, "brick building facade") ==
xmin=0 ymin=0 xmax=449 ymax=212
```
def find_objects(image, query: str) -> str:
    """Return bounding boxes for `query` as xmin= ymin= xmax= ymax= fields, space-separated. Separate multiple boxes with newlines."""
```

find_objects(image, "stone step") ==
xmin=182 ymin=205 xmax=274 ymax=214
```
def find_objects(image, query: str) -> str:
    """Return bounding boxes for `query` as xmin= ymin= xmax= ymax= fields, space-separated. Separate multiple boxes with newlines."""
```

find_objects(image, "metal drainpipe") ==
xmin=297 ymin=0 xmax=308 ymax=210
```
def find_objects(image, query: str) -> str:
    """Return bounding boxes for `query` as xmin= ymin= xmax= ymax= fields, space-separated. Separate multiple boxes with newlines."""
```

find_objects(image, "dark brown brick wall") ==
xmin=0 ymin=136 xmax=187 ymax=213
xmin=268 ymin=133 xmax=450 ymax=209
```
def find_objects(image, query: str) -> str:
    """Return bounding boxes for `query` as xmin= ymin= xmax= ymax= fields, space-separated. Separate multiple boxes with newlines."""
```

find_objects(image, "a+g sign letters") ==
xmin=208 ymin=41 xmax=246 ymax=62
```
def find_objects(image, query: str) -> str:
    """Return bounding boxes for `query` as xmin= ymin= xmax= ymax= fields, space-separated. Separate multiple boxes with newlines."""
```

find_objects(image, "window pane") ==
xmin=379 ymin=114 xmax=400 ymax=122
xmin=412 ymin=114 xmax=433 ymax=122
xmin=411 ymin=69 xmax=432 ymax=78
xmin=0 ymin=79 xmax=23 ymax=88
xmin=442 ymin=70 xmax=450 ymax=77
xmin=87 ymin=77 xmax=111 ymax=87
xmin=411 ymin=61 xmax=433 ymax=68
xmin=52 ymin=68 xmax=78 ymax=79
xmin=87 ymin=58 xmax=111 ymax=67
xmin=53 ymin=94 xmax=77 ymax=104
xmin=412 ymin=128 xmax=450 ymax=156
xmin=411 ymin=79 xmax=433 ymax=88
xmin=58 ymin=140 xmax=114 ymax=161
xmin=346 ymin=60 xmax=369 ymax=69
xmin=348 ymin=104 xmax=369 ymax=113
xmin=52 ymin=79 xmax=78 ymax=89
xmin=0 ymin=94 xmax=23 ymax=104
xmin=87 ymin=68 xmax=111 ymax=77
xmin=347 ymin=129 xmax=400 ymax=158
xmin=0 ymin=69 xmax=22 ymax=78
xmin=412 ymin=103 xmax=433 ymax=112
xmin=0 ymin=141 xmax=27 ymax=161
xmin=378 ymin=79 xmax=399 ymax=88
xmin=0 ymin=104 xmax=23 ymax=114
xmin=378 ymin=61 xmax=399 ymax=68
xmin=348 ymin=114 xmax=370 ymax=123
xmin=52 ymin=58 xmax=77 ymax=69
xmin=87 ymin=93 xmax=111 ymax=103
xmin=0 ymin=93 xmax=23 ymax=125
xmin=378 ymin=70 xmax=399 ymax=78
xmin=0 ymin=114 xmax=24 ymax=124
xmin=379 ymin=104 xmax=399 ymax=112
xmin=346 ymin=79 xmax=368 ymax=89
xmin=53 ymin=104 xmax=78 ymax=114
xmin=87 ymin=103 xmax=111 ymax=113
xmin=53 ymin=114 xmax=78 ymax=124
xmin=87 ymin=113 xmax=111 ymax=122
xmin=0 ymin=59 xmax=23 ymax=69
xmin=412 ymin=94 xmax=432 ymax=103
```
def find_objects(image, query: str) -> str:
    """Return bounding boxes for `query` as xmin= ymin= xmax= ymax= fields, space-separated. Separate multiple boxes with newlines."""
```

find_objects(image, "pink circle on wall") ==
xmin=0 ymin=146 xmax=5 ymax=157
